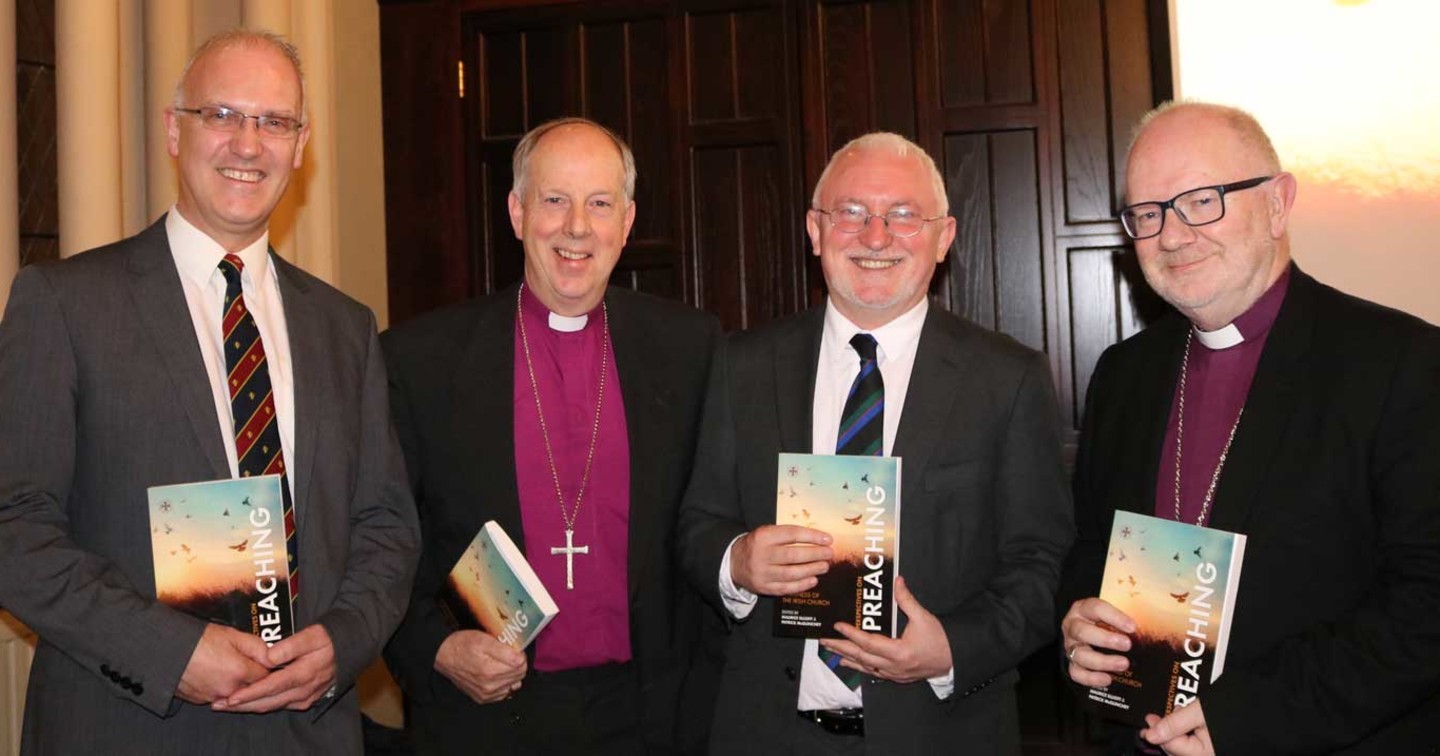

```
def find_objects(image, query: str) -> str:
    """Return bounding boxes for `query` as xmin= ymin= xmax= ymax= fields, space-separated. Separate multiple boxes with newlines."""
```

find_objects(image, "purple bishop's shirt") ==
xmin=513 ymin=286 xmax=632 ymax=671
xmin=1155 ymin=269 xmax=1291 ymax=526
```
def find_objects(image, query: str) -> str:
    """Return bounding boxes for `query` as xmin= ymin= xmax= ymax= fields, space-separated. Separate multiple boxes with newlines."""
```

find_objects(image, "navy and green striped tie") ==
xmin=818 ymin=332 xmax=884 ymax=689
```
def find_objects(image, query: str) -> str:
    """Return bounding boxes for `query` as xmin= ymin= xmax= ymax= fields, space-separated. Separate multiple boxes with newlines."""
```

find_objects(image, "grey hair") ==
xmin=1132 ymin=99 xmax=1282 ymax=173
xmin=171 ymin=29 xmax=307 ymax=123
xmin=511 ymin=118 xmax=637 ymax=203
xmin=812 ymin=132 xmax=950 ymax=216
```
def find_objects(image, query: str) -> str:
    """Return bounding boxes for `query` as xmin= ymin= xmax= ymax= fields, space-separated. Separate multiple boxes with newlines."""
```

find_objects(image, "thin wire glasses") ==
xmin=814 ymin=204 xmax=945 ymax=238
xmin=1118 ymin=176 xmax=1274 ymax=240
xmin=174 ymin=106 xmax=304 ymax=138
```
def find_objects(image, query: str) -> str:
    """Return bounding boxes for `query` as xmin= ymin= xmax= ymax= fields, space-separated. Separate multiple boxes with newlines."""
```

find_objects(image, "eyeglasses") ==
xmin=1118 ymin=176 xmax=1274 ymax=240
xmin=814 ymin=204 xmax=945 ymax=238
xmin=174 ymin=106 xmax=303 ymax=138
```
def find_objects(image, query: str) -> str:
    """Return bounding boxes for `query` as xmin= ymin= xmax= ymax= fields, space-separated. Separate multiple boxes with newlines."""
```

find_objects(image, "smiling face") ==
xmin=165 ymin=41 xmax=309 ymax=252
xmin=508 ymin=123 xmax=636 ymax=316
xmin=1125 ymin=106 xmax=1296 ymax=330
xmin=808 ymin=146 xmax=956 ymax=330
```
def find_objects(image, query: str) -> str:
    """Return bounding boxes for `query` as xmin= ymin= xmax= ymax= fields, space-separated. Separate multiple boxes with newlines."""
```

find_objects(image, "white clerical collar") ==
xmin=1192 ymin=322 xmax=1244 ymax=350
xmin=548 ymin=311 xmax=589 ymax=332
xmin=165 ymin=205 xmax=272 ymax=289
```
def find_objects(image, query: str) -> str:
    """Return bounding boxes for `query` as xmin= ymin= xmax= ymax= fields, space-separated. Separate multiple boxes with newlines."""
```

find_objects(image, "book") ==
xmin=441 ymin=520 xmax=559 ymax=650
xmin=146 ymin=475 xmax=293 ymax=645
xmin=771 ymin=452 xmax=901 ymax=639
xmin=1084 ymin=510 xmax=1246 ymax=728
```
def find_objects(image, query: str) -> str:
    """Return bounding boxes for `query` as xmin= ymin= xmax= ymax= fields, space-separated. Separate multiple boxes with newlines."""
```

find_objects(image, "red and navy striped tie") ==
xmin=819 ymin=332 xmax=884 ymax=689
xmin=220 ymin=254 xmax=298 ymax=604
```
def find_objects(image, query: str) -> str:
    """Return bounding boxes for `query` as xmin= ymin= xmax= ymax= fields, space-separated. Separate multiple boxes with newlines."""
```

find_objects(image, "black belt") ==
xmin=797 ymin=708 xmax=864 ymax=737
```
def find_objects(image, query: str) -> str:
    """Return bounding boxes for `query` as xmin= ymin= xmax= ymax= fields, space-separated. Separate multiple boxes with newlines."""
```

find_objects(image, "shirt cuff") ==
xmin=927 ymin=667 xmax=955 ymax=699
xmin=719 ymin=535 xmax=758 ymax=619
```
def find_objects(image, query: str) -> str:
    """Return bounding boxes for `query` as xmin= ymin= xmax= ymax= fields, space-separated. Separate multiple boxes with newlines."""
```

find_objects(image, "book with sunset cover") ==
xmin=441 ymin=520 xmax=559 ymax=650
xmin=1086 ymin=510 xmax=1246 ymax=728
xmin=772 ymin=452 xmax=901 ymax=640
xmin=147 ymin=475 xmax=293 ymax=645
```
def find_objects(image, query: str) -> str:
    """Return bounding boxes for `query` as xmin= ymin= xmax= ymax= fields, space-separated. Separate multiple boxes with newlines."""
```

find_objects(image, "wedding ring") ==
xmin=1066 ymin=644 xmax=1080 ymax=662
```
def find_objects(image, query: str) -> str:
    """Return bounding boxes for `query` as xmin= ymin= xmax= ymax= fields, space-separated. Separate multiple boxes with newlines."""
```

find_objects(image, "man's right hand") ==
xmin=176 ymin=623 xmax=274 ymax=704
xmin=730 ymin=524 xmax=833 ymax=596
xmin=434 ymin=630 xmax=527 ymax=705
xmin=1060 ymin=597 xmax=1136 ymax=687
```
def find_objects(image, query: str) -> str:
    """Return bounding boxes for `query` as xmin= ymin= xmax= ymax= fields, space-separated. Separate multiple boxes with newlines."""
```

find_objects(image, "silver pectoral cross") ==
xmin=550 ymin=528 xmax=589 ymax=590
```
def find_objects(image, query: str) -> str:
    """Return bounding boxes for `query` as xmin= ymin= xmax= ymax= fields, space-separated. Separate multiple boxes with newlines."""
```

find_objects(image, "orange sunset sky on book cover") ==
xmin=148 ymin=475 xmax=287 ymax=603
xmin=776 ymin=453 xmax=898 ymax=565
xmin=1099 ymin=514 xmax=1240 ymax=636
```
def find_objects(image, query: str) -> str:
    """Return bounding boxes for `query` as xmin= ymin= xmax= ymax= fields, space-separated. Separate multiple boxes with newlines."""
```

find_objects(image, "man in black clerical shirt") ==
xmin=1061 ymin=101 xmax=1440 ymax=754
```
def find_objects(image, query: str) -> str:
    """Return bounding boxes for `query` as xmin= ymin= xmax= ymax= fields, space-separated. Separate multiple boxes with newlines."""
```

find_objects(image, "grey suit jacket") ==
xmin=0 ymin=218 xmax=420 ymax=754
xmin=678 ymin=303 xmax=1075 ymax=755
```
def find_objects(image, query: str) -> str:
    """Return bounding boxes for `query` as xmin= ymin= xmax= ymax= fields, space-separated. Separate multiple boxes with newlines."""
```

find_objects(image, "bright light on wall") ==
xmin=1175 ymin=0 xmax=1440 ymax=324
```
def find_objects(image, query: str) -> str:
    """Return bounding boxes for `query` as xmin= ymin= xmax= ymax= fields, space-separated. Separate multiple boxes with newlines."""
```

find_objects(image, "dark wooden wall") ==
xmin=379 ymin=0 xmax=1172 ymax=750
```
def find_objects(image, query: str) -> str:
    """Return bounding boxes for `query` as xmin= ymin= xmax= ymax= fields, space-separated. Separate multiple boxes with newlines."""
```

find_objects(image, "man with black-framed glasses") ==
xmin=1060 ymin=101 xmax=1440 ymax=754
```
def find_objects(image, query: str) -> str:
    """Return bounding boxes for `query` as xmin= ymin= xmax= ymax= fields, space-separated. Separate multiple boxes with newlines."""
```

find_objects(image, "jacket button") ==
xmin=132 ymin=682 xmax=145 ymax=695
xmin=784 ymin=666 xmax=797 ymax=681
xmin=101 ymin=664 xmax=112 ymax=676
xmin=509 ymin=713 xmax=522 ymax=725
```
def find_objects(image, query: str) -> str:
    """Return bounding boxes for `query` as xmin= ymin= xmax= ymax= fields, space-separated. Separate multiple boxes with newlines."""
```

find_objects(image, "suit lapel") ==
xmin=126 ymin=219 xmax=229 ymax=480
xmin=273 ymin=255 xmax=319 ymax=530
xmin=607 ymin=289 xmax=671 ymax=600
xmin=453 ymin=285 xmax=524 ymax=549
xmin=1207 ymin=270 xmax=1313 ymax=534
xmin=776 ymin=308 xmax=824 ymax=454
xmin=891 ymin=308 xmax=962 ymax=498
xmin=1124 ymin=318 xmax=1189 ymax=516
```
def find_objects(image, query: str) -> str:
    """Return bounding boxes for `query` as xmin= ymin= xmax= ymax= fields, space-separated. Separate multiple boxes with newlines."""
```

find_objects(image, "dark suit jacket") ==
xmin=1064 ymin=266 xmax=1440 ymax=754
xmin=0 ymin=218 xmax=421 ymax=754
xmin=381 ymin=283 xmax=722 ymax=753
xmin=677 ymin=303 xmax=1074 ymax=755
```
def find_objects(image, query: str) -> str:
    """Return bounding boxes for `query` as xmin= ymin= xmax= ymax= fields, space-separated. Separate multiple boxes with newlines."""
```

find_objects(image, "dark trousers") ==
xmin=409 ymin=662 xmax=643 ymax=755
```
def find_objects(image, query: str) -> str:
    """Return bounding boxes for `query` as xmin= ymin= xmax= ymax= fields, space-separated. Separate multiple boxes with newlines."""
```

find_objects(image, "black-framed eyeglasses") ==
xmin=1118 ymin=175 xmax=1274 ymax=240
xmin=174 ymin=106 xmax=303 ymax=138
xmin=814 ymin=204 xmax=945 ymax=238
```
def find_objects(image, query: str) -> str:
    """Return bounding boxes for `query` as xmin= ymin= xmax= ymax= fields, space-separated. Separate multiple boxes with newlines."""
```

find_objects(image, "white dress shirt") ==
xmin=718 ymin=297 xmax=955 ymax=711
xmin=166 ymin=208 xmax=296 ymax=499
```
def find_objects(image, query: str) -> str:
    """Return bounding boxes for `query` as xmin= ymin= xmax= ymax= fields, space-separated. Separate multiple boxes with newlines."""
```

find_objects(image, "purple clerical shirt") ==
xmin=513 ymin=286 xmax=632 ymax=671
xmin=1155 ymin=269 xmax=1291 ymax=526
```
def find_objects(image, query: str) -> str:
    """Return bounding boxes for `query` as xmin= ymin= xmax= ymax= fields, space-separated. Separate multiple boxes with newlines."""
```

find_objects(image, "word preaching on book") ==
xmin=1173 ymin=561 xmax=1217 ymax=709
xmin=858 ymin=485 xmax=889 ymax=632
xmin=248 ymin=506 xmax=286 ymax=645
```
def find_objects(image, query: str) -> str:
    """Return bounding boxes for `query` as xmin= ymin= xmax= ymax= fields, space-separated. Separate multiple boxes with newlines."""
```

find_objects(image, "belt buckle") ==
xmin=800 ymin=708 xmax=864 ymax=737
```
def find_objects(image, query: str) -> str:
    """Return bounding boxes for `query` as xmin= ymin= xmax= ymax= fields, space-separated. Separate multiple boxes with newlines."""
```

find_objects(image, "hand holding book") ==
xmin=729 ymin=524 xmax=834 ymax=596
xmin=1061 ymin=596 xmax=1137 ymax=688
xmin=818 ymin=575 xmax=952 ymax=684
xmin=435 ymin=628 xmax=527 ymax=705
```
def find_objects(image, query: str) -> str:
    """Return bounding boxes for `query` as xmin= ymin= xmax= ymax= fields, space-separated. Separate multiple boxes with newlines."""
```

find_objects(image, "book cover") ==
xmin=1085 ymin=510 xmax=1246 ymax=728
xmin=147 ymin=475 xmax=294 ymax=645
xmin=772 ymin=452 xmax=901 ymax=640
xmin=442 ymin=520 xmax=559 ymax=650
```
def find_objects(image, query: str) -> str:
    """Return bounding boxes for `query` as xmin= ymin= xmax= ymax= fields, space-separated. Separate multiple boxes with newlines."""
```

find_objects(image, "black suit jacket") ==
xmin=381 ymin=283 xmax=722 ymax=753
xmin=0 ymin=218 xmax=420 ymax=754
xmin=1064 ymin=267 xmax=1440 ymax=753
xmin=678 ymin=303 xmax=1074 ymax=755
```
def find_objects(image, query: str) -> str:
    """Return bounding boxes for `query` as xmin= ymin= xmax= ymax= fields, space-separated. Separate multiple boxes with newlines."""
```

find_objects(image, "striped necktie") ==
xmin=818 ymin=332 xmax=884 ymax=690
xmin=219 ymin=254 xmax=299 ymax=604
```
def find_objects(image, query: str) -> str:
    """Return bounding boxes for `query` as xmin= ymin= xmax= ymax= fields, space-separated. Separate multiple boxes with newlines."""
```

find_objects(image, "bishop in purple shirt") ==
xmin=1061 ymin=102 xmax=1440 ymax=754
xmin=382 ymin=118 xmax=723 ymax=755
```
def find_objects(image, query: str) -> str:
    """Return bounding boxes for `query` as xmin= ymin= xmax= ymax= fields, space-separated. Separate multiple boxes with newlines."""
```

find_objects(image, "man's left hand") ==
xmin=213 ymin=625 xmax=337 ymax=713
xmin=819 ymin=575 xmax=951 ymax=684
xmin=1142 ymin=700 xmax=1214 ymax=756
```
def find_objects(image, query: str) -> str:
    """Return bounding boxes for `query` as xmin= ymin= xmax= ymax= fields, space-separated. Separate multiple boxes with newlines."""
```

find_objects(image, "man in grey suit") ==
xmin=0 ymin=30 xmax=419 ymax=754
xmin=678 ymin=133 xmax=1074 ymax=754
